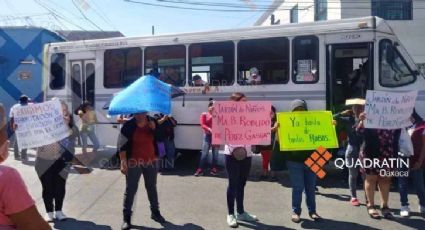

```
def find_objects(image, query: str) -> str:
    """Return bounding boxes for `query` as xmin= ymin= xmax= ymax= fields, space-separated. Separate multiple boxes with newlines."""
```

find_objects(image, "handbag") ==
xmin=231 ymin=147 xmax=248 ymax=161
xmin=398 ymin=128 xmax=414 ymax=157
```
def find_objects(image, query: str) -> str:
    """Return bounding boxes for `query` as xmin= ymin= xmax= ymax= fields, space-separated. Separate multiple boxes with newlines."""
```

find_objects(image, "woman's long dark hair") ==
xmin=412 ymin=108 xmax=424 ymax=123
xmin=230 ymin=92 xmax=246 ymax=101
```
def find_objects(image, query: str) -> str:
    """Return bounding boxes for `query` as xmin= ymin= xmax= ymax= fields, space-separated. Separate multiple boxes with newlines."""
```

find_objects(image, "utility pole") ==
xmin=152 ymin=25 xmax=155 ymax=35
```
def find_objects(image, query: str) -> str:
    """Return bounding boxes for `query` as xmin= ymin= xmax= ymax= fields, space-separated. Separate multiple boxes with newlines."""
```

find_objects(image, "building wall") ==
xmin=0 ymin=28 xmax=64 ymax=121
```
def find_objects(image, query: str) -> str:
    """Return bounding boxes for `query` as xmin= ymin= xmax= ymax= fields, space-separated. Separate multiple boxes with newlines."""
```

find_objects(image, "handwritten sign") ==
xmin=212 ymin=101 xmax=272 ymax=145
xmin=277 ymin=111 xmax=338 ymax=151
xmin=13 ymin=100 xmax=70 ymax=150
xmin=364 ymin=90 xmax=417 ymax=129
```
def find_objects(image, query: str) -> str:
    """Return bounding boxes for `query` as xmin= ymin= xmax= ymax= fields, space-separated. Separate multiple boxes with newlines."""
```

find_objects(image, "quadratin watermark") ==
xmin=305 ymin=146 xmax=332 ymax=179
xmin=334 ymin=157 xmax=410 ymax=177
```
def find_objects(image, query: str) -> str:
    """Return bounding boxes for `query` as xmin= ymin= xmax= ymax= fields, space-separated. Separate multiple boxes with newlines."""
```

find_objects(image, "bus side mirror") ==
xmin=394 ymin=41 xmax=400 ymax=47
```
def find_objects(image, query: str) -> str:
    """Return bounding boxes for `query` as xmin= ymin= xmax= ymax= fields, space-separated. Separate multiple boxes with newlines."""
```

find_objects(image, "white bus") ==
xmin=43 ymin=16 xmax=425 ymax=151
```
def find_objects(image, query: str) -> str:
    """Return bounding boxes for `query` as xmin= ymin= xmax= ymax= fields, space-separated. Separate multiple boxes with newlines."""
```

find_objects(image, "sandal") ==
xmin=291 ymin=214 xmax=301 ymax=223
xmin=381 ymin=207 xmax=394 ymax=219
xmin=367 ymin=206 xmax=380 ymax=219
xmin=309 ymin=212 xmax=322 ymax=221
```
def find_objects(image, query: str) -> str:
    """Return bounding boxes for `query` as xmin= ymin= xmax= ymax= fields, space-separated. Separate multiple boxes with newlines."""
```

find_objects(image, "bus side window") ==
xmin=104 ymin=47 xmax=142 ymax=88
xmin=292 ymin=36 xmax=319 ymax=84
xmin=237 ymin=37 xmax=289 ymax=85
xmin=144 ymin=45 xmax=186 ymax=87
xmin=379 ymin=39 xmax=416 ymax=87
xmin=189 ymin=41 xmax=234 ymax=86
xmin=50 ymin=53 xmax=66 ymax=90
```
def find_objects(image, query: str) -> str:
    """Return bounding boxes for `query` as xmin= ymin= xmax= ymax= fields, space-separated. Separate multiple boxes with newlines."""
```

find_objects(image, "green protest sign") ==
xmin=277 ymin=111 xmax=339 ymax=151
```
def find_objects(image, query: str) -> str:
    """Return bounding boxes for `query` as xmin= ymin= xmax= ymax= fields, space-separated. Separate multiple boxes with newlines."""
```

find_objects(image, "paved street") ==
xmin=5 ymin=148 xmax=425 ymax=230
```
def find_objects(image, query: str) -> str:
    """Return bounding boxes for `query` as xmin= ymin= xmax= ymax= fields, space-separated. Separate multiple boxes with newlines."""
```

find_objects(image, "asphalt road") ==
xmin=4 ymin=148 xmax=425 ymax=230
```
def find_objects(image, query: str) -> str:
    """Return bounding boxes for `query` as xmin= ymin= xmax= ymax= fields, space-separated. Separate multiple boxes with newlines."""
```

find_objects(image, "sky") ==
xmin=0 ymin=0 xmax=271 ymax=37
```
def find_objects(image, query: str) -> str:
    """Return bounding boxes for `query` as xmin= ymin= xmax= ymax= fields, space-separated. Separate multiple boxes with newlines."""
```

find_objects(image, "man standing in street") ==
xmin=118 ymin=113 xmax=165 ymax=230
xmin=9 ymin=95 xmax=30 ymax=161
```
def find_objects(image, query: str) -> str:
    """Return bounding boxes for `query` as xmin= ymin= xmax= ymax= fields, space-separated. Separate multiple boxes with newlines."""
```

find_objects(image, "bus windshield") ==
xmin=379 ymin=39 xmax=416 ymax=87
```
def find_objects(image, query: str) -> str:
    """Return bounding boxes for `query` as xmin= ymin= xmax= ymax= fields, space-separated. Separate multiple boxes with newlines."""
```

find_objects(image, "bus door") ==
xmin=326 ymin=43 xmax=374 ymax=113
xmin=70 ymin=60 xmax=96 ymax=112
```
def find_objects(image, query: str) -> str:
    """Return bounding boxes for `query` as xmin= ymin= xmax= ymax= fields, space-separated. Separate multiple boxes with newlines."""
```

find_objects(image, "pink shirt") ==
xmin=0 ymin=165 xmax=35 ymax=228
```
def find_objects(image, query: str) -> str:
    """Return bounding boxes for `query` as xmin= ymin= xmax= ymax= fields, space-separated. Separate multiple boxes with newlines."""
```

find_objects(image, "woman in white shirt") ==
xmin=225 ymin=92 xmax=258 ymax=228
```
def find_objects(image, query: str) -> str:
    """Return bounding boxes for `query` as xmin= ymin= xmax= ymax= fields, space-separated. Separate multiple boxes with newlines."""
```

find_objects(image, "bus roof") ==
xmin=47 ymin=16 xmax=392 ymax=53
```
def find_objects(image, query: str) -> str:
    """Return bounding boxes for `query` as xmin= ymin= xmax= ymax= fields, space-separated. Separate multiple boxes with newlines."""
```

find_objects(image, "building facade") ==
xmin=255 ymin=0 xmax=425 ymax=73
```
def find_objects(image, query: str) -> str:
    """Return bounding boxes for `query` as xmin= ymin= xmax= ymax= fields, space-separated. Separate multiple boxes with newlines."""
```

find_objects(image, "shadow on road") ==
xmin=131 ymin=221 xmax=204 ymax=230
xmin=238 ymin=221 xmax=296 ymax=230
xmin=52 ymin=218 xmax=112 ymax=229
xmin=300 ymin=218 xmax=382 ymax=230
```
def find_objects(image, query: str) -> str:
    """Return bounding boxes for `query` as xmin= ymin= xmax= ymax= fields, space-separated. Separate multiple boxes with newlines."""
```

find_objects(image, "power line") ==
xmin=33 ymin=0 xmax=88 ymax=31
xmin=88 ymin=0 xmax=119 ymax=31
xmin=124 ymin=0 xmax=311 ymax=12
xmin=124 ymin=0 xmax=425 ymax=12
xmin=71 ymin=0 xmax=104 ymax=31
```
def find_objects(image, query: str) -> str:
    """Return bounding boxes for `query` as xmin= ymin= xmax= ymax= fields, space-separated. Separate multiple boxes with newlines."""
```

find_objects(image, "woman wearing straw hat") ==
xmin=333 ymin=98 xmax=365 ymax=207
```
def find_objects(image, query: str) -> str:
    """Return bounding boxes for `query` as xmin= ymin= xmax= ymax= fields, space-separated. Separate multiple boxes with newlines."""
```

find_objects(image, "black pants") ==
xmin=35 ymin=158 xmax=68 ymax=213
xmin=225 ymin=155 xmax=252 ymax=215
xmin=123 ymin=163 xmax=159 ymax=221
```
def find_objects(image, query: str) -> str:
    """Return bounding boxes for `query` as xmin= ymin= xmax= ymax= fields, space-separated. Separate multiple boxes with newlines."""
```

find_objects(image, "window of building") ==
xmin=314 ymin=0 xmax=327 ymax=21
xmin=145 ymin=45 xmax=186 ymax=87
xmin=237 ymin=37 xmax=289 ymax=85
xmin=372 ymin=0 xmax=412 ymax=20
xmin=104 ymin=47 xmax=142 ymax=88
xmin=290 ymin=5 xmax=298 ymax=23
xmin=189 ymin=41 xmax=234 ymax=86
xmin=379 ymin=39 xmax=416 ymax=87
xmin=50 ymin=53 xmax=66 ymax=90
xmin=292 ymin=36 xmax=319 ymax=84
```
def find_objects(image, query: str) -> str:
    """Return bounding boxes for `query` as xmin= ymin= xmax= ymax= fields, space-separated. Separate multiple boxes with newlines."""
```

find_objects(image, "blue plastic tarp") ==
xmin=108 ymin=75 xmax=172 ymax=115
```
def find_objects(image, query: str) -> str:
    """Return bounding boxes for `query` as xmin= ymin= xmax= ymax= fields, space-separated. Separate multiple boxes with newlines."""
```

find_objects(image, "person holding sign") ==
xmin=285 ymin=99 xmax=322 ymax=223
xmin=259 ymin=106 xmax=279 ymax=181
xmin=118 ymin=113 xmax=165 ymax=230
xmin=35 ymin=99 xmax=76 ymax=222
xmin=357 ymin=113 xmax=401 ymax=219
xmin=224 ymin=92 xmax=258 ymax=228
xmin=333 ymin=98 xmax=365 ymax=207
xmin=195 ymin=100 xmax=219 ymax=176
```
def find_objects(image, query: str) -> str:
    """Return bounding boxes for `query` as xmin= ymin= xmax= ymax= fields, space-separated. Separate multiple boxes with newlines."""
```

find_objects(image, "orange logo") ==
xmin=304 ymin=146 xmax=332 ymax=179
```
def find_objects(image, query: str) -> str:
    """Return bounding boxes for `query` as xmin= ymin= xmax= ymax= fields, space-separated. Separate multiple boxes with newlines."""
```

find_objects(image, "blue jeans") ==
xmin=81 ymin=125 xmax=100 ymax=152
xmin=287 ymin=161 xmax=317 ymax=215
xmin=399 ymin=168 xmax=425 ymax=207
xmin=345 ymin=144 xmax=360 ymax=198
xmin=164 ymin=139 xmax=175 ymax=169
xmin=199 ymin=134 xmax=219 ymax=169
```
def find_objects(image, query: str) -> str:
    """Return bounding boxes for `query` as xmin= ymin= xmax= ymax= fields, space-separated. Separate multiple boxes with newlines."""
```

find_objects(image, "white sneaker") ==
xmin=419 ymin=205 xmax=425 ymax=213
xmin=236 ymin=212 xmax=258 ymax=222
xmin=227 ymin=214 xmax=238 ymax=228
xmin=44 ymin=212 xmax=55 ymax=222
xmin=400 ymin=206 xmax=410 ymax=217
xmin=55 ymin=211 xmax=68 ymax=221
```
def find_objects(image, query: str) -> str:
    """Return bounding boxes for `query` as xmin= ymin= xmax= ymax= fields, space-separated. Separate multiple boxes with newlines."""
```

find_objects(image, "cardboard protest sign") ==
xmin=212 ymin=101 xmax=272 ymax=145
xmin=277 ymin=111 xmax=338 ymax=151
xmin=13 ymin=100 xmax=70 ymax=149
xmin=364 ymin=90 xmax=417 ymax=129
